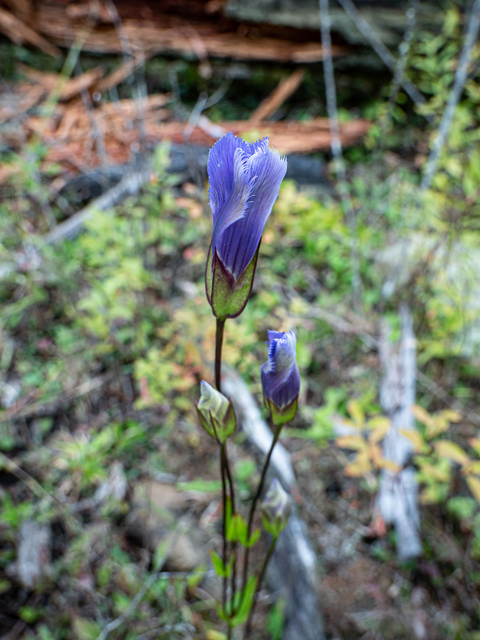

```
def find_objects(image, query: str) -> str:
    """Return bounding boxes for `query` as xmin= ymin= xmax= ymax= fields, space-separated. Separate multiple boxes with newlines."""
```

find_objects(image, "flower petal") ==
xmin=207 ymin=131 xmax=251 ymax=220
xmin=261 ymin=330 xmax=300 ymax=410
xmin=261 ymin=363 xmax=300 ymax=411
xmin=217 ymin=146 xmax=287 ymax=279
xmin=211 ymin=147 xmax=256 ymax=268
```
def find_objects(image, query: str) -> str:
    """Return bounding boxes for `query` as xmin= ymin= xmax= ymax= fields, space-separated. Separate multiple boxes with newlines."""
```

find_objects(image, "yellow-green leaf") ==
xmin=367 ymin=416 xmax=391 ymax=430
xmin=206 ymin=632 xmax=227 ymax=640
xmin=347 ymin=399 xmax=365 ymax=427
xmin=369 ymin=421 xmax=390 ymax=445
xmin=435 ymin=440 xmax=470 ymax=466
xmin=336 ymin=435 xmax=367 ymax=451
xmin=411 ymin=404 xmax=432 ymax=427
xmin=466 ymin=476 xmax=480 ymax=504
xmin=400 ymin=429 xmax=428 ymax=454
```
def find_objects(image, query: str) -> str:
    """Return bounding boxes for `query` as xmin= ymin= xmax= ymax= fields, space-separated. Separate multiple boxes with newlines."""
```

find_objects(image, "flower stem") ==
xmin=222 ymin=445 xmax=237 ymax=609
xmin=244 ymin=535 xmax=277 ymax=638
xmin=220 ymin=444 xmax=228 ymax=612
xmin=215 ymin=318 xmax=237 ymax=626
xmin=240 ymin=419 xmax=283 ymax=611
xmin=215 ymin=317 xmax=226 ymax=393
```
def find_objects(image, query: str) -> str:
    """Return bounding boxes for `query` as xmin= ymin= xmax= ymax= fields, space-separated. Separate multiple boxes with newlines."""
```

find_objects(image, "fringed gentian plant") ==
xmin=196 ymin=132 xmax=299 ymax=639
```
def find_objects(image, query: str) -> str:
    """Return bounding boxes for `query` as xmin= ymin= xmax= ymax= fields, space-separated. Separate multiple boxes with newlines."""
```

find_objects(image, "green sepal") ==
xmin=267 ymin=396 xmax=298 ymax=427
xmin=196 ymin=401 xmax=236 ymax=443
xmin=262 ymin=513 xmax=285 ymax=538
xmin=196 ymin=406 xmax=216 ymax=439
xmin=217 ymin=402 xmax=236 ymax=443
xmin=205 ymin=243 xmax=260 ymax=319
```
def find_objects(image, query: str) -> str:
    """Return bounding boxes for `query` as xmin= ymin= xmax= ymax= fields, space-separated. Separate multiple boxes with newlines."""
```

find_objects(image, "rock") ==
xmin=1 ymin=379 xmax=21 ymax=409
xmin=16 ymin=520 xmax=51 ymax=589
xmin=163 ymin=532 xmax=206 ymax=572
xmin=126 ymin=480 xmax=208 ymax=572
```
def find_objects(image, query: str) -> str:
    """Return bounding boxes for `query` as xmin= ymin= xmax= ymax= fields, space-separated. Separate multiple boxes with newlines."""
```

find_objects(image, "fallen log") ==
xmin=34 ymin=3 xmax=346 ymax=63
xmin=0 ymin=7 xmax=61 ymax=58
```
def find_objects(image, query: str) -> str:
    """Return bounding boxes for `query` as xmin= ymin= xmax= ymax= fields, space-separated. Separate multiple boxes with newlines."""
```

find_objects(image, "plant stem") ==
xmin=222 ymin=445 xmax=237 ymax=608
xmin=215 ymin=318 xmax=235 ymax=624
xmin=240 ymin=419 xmax=282 ymax=608
xmin=215 ymin=317 xmax=226 ymax=393
xmin=220 ymin=445 xmax=228 ymax=612
xmin=244 ymin=536 xmax=277 ymax=638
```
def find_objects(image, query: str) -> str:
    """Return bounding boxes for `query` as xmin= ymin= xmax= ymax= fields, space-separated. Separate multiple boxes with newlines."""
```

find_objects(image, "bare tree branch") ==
xmin=336 ymin=0 xmax=427 ymax=113
xmin=318 ymin=0 xmax=362 ymax=311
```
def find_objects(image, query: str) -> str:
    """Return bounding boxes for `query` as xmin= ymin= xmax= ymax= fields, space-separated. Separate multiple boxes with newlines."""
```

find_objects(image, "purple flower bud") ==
xmin=261 ymin=330 xmax=300 ymax=425
xmin=261 ymin=478 xmax=292 ymax=535
xmin=206 ymin=132 xmax=287 ymax=319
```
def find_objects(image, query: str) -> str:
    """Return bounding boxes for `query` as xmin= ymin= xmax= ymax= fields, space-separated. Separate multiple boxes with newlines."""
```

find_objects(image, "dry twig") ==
xmin=249 ymin=68 xmax=305 ymax=123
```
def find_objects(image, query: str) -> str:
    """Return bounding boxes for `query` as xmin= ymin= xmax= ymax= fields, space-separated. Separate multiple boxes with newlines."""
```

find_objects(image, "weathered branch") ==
xmin=377 ymin=305 xmax=422 ymax=560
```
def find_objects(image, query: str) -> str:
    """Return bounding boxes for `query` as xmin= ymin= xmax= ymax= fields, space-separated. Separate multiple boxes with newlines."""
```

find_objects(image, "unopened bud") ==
xmin=197 ymin=381 xmax=236 ymax=443
xmin=261 ymin=478 xmax=292 ymax=537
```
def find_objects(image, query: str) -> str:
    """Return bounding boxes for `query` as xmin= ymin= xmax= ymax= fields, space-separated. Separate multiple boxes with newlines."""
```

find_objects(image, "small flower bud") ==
xmin=196 ymin=381 xmax=236 ymax=443
xmin=261 ymin=478 xmax=292 ymax=537
xmin=261 ymin=330 xmax=300 ymax=426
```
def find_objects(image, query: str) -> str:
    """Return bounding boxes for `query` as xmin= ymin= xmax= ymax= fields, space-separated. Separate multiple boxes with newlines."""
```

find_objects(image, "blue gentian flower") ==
xmin=261 ymin=330 xmax=300 ymax=425
xmin=206 ymin=132 xmax=287 ymax=319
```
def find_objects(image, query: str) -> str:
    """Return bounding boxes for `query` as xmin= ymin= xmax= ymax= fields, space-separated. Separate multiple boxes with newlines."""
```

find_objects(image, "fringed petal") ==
xmin=261 ymin=330 xmax=300 ymax=410
xmin=207 ymin=131 xmax=251 ymax=220
xmin=218 ymin=146 xmax=287 ymax=279
xmin=211 ymin=147 xmax=256 ymax=268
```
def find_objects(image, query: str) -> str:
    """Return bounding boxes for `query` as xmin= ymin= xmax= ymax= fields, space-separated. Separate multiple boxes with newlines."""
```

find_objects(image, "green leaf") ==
xmin=227 ymin=513 xmax=248 ymax=544
xmin=231 ymin=575 xmax=257 ymax=626
xmin=177 ymin=480 xmax=222 ymax=493
xmin=245 ymin=528 xmax=261 ymax=548
xmin=210 ymin=550 xmax=225 ymax=577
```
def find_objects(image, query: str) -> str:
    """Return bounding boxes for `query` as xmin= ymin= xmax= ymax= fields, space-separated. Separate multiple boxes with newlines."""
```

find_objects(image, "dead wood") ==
xmin=249 ymin=68 xmax=305 ymax=123
xmin=0 ymin=7 xmax=61 ymax=58
xmin=17 ymin=63 xmax=105 ymax=102
xmin=33 ymin=3 xmax=346 ymax=63
xmin=15 ymin=520 xmax=51 ymax=589
xmin=222 ymin=367 xmax=326 ymax=640
xmin=377 ymin=306 xmax=422 ymax=560
xmin=43 ymin=167 xmax=152 ymax=244
xmin=131 ymin=117 xmax=371 ymax=155
xmin=0 ymin=374 xmax=110 ymax=423
xmin=2 ymin=0 xmax=33 ymax=25
xmin=95 ymin=56 xmax=147 ymax=93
